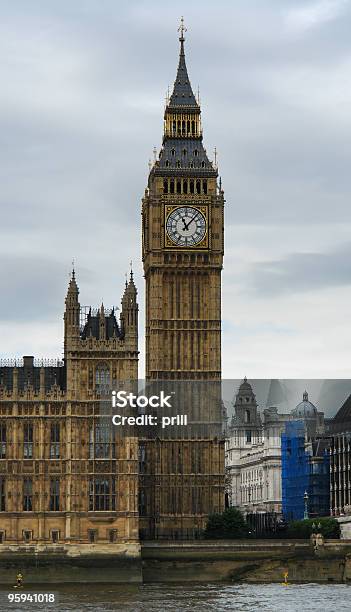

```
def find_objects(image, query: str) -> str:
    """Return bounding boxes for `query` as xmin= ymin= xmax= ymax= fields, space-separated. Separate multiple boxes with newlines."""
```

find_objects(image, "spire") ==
xmin=168 ymin=17 xmax=198 ymax=108
xmin=66 ymin=265 xmax=79 ymax=303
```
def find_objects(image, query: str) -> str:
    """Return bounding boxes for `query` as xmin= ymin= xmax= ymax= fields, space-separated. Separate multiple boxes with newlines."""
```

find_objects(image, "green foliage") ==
xmin=287 ymin=517 xmax=340 ymax=539
xmin=204 ymin=507 xmax=249 ymax=539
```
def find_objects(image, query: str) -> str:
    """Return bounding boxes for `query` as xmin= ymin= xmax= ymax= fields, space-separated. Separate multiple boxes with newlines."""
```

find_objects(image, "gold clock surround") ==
xmin=164 ymin=204 xmax=209 ymax=250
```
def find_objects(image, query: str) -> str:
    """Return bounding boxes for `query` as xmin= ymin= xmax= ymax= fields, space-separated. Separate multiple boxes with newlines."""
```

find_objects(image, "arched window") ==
xmin=95 ymin=363 xmax=110 ymax=396
xmin=165 ymin=160 xmax=170 ymax=168
xmin=171 ymin=148 xmax=176 ymax=156
xmin=170 ymin=180 xmax=175 ymax=194
xmin=245 ymin=409 xmax=250 ymax=423
xmin=183 ymin=148 xmax=187 ymax=156
xmin=203 ymin=180 xmax=207 ymax=194
xmin=190 ymin=180 xmax=194 ymax=194
xmin=201 ymin=161 xmax=206 ymax=168
xmin=193 ymin=149 xmax=198 ymax=157
xmin=163 ymin=179 xmax=168 ymax=194
xmin=176 ymin=180 xmax=181 ymax=194
xmin=183 ymin=180 xmax=188 ymax=194
xmin=196 ymin=180 xmax=201 ymax=194
xmin=176 ymin=160 xmax=181 ymax=168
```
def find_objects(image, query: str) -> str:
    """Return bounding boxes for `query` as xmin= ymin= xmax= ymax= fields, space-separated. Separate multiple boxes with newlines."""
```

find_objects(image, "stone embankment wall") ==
xmin=1 ymin=540 xmax=351 ymax=583
xmin=141 ymin=540 xmax=351 ymax=583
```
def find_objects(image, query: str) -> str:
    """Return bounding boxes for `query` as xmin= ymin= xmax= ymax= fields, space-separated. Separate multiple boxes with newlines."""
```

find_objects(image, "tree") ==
xmin=204 ymin=507 xmax=249 ymax=539
xmin=287 ymin=517 xmax=340 ymax=539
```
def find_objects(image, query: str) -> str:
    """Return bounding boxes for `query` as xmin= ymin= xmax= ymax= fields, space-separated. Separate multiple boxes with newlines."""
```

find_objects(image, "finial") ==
xmin=214 ymin=147 xmax=218 ymax=169
xmin=178 ymin=16 xmax=187 ymax=42
xmin=130 ymin=260 xmax=134 ymax=281
xmin=71 ymin=259 xmax=75 ymax=280
xmin=125 ymin=272 xmax=128 ymax=288
xmin=153 ymin=147 xmax=157 ymax=163
xmin=197 ymin=86 xmax=200 ymax=105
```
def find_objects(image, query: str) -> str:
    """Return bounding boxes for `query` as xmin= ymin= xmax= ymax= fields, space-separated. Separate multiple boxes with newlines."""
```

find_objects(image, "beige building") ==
xmin=0 ymin=271 xmax=139 ymax=552
xmin=226 ymin=378 xmax=293 ymax=515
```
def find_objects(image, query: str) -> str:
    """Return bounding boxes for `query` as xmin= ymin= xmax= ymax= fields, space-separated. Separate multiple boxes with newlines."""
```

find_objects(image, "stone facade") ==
xmin=0 ymin=272 xmax=139 ymax=550
xmin=226 ymin=378 xmax=293 ymax=515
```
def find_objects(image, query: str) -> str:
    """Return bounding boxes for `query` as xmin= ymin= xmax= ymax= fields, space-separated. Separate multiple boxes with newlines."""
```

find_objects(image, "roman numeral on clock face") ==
xmin=166 ymin=206 xmax=206 ymax=247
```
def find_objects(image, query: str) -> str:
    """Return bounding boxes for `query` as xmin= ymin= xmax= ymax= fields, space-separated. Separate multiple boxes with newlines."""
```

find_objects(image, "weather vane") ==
xmin=178 ymin=16 xmax=187 ymax=40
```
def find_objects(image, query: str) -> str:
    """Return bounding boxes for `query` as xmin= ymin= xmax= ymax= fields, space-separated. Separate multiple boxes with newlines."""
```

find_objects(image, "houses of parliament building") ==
xmin=0 ymin=23 xmax=225 ymax=553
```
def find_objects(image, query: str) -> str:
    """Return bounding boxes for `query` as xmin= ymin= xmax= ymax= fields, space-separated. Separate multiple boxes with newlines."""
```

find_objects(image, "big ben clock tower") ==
xmin=142 ymin=19 xmax=224 ymax=381
xmin=140 ymin=20 xmax=225 ymax=539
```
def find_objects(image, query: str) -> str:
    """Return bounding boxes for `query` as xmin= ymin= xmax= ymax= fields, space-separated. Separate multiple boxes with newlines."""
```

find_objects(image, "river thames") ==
xmin=1 ymin=583 xmax=350 ymax=612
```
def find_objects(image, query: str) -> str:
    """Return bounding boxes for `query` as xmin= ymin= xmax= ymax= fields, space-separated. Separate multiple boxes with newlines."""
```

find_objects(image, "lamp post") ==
xmin=303 ymin=490 xmax=309 ymax=520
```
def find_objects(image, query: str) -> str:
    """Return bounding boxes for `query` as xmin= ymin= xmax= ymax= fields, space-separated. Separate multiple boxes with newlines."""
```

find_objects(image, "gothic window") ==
xmin=0 ymin=423 xmax=6 ymax=459
xmin=203 ymin=180 xmax=207 ymax=194
xmin=23 ymin=423 xmax=33 ymax=459
xmin=189 ymin=161 xmax=194 ymax=169
xmin=139 ymin=490 xmax=147 ymax=516
xmin=88 ymin=529 xmax=97 ymax=543
xmin=89 ymin=477 xmax=116 ymax=511
xmin=139 ymin=443 xmax=146 ymax=474
xmin=172 ymin=120 xmax=176 ymax=134
xmin=183 ymin=180 xmax=188 ymax=194
xmin=89 ymin=421 xmax=115 ymax=459
xmin=49 ymin=478 xmax=60 ymax=511
xmin=163 ymin=179 xmax=168 ymax=194
xmin=193 ymin=149 xmax=198 ymax=157
xmin=201 ymin=161 xmax=205 ymax=168
xmin=51 ymin=530 xmax=59 ymax=543
xmin=95 ymin=363 xmax=110 ymax=396
xmin=23 ymin=478 xmax=33 ymax=511
xmin=109 ymin=529 xmax=117 ymax=543
xmin=171 ymin=148 xmax=175 ymax=156
xmin=176 ymin=180 xmax=181 ymax=193
xmin=182 ymin=148 xmax=187 ymax=156
xmin=196 ymin=180 xmax=201 ymax=194
xmin=190 ymin=180 xmax=194 ymax=194
xmin=170 ymin=180 xmax=175 ymax=194
xmin=50 ymin=422 xmax=60 ymax=459
xmin=0 ymin=478 xmax=5 ymax=511
xmin=176 ymin=161 xmax=181 ymax=169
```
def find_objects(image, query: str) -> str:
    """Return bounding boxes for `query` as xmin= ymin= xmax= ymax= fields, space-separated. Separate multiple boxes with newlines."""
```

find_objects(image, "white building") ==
xmin=225 ymin=378 xmax=293 ymax=515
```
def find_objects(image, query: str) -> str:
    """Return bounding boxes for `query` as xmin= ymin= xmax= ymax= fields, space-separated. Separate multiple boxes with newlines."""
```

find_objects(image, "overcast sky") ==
xmin=0 ymin=0 xmax=351 ymax=379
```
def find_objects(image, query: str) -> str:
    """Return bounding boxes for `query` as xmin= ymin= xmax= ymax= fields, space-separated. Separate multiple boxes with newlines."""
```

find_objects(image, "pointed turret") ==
xmin=64 ymin=267 xmax=80 ymax=354
xmin=168 ymin=17 xmax=198 ymax=108
xmin=150 ymin=18 xmax=217 ymax=180
xmin=120 ymin=269 xmax=138 ymax=347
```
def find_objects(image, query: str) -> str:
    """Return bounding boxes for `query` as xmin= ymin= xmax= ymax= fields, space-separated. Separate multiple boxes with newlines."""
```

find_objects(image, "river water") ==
xmin=1 ymin=583 xmax=351 ymax=612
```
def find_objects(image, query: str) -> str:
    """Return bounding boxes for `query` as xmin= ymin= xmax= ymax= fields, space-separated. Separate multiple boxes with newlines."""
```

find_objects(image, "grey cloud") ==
xmin=248 ymin=242 xmax=351 ymax=296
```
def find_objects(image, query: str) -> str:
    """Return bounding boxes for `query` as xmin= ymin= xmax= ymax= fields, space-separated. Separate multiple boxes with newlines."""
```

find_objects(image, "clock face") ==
xmin=166 ymin=206 xmax=207 ymax=247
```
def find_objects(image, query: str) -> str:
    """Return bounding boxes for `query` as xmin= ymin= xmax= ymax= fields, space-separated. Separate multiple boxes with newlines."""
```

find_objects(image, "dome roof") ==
xmin=291 ymin=391 xmax=317 ymax=418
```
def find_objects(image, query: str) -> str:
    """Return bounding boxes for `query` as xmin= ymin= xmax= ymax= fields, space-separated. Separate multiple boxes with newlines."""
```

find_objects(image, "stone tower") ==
xmin=140 ymin=21 xmax=225 ymax=539
xmin=142 ymin=22 xmax=224 ymax=381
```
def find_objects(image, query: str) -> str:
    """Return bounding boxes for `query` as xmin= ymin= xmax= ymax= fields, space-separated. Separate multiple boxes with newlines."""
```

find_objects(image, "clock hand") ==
xmin=184 ymin=210 xmax=201 ymax=230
